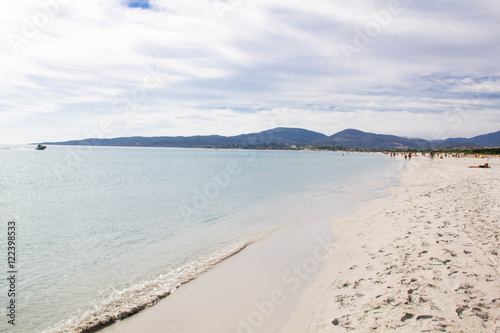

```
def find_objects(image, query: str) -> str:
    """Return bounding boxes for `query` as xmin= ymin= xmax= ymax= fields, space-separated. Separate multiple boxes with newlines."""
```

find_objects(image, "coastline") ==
xmin=96 ymin=214 xmax=338 ymax=333
xmin=281 ymin=155 xmax=500 ymax=332
xmin=96 ymin=154 xmax=500 ymax=333
xmin=94 ymin=153 xmax=400 ymax=333
xmin=5 ymin=148 xmax=397 ymax=333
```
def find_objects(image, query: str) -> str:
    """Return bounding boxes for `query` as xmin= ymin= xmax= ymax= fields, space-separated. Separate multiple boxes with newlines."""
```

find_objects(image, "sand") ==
xmin=282 ymin=156 xmax=500 ymax=332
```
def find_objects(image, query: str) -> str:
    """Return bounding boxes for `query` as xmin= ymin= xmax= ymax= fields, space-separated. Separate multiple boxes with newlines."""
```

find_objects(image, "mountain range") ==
xmin=43 ymin=128 xmax=500 ymax=150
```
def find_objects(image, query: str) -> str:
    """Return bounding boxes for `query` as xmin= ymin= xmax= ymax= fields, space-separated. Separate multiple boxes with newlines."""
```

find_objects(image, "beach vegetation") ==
xmin=434 ymin=148 xmax=500 ymax=155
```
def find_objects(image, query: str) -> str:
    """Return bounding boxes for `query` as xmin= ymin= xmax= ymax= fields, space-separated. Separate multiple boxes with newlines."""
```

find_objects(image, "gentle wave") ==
xmin=42 ymin=242 xmax=251 ymax=333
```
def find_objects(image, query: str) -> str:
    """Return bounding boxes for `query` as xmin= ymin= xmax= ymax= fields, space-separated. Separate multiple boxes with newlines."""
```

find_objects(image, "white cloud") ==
xmin=0 ymin=0 xmax=499 ymax=144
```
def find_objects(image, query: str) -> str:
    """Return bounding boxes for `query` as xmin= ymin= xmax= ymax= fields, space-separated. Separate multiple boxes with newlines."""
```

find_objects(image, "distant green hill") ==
xmin=43 ymin=128 xmax=500 ymax=150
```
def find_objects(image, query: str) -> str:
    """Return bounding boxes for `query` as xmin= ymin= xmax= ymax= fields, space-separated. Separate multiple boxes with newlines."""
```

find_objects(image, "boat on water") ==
xmin=36 ymin=144 xmax=47 ymax=150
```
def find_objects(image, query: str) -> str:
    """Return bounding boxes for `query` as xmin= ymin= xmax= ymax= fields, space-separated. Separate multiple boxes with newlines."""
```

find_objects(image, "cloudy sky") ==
xmin=1 ymin=0 xmax=499 ymax=144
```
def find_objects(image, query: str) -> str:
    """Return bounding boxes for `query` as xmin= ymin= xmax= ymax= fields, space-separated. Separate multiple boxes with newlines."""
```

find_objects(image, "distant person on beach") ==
xmin=469 ymin=163 xmax=490 ymax=168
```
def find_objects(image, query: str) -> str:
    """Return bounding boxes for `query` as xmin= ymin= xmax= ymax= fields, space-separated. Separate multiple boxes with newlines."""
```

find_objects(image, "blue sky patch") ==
xmin=127 ymin=0 xmax=150 ymax=9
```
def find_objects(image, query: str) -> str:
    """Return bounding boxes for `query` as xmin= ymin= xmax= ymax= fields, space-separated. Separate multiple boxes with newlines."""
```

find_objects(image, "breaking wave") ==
xmin=42 ymin=242 xmax=250 ymax=333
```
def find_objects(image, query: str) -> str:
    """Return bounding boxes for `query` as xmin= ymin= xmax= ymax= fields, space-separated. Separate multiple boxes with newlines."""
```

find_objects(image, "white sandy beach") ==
xmin=99 ymin=155 xmax=500 ymax=333
xmin=283 ymin=155 xmax=500 ymax=332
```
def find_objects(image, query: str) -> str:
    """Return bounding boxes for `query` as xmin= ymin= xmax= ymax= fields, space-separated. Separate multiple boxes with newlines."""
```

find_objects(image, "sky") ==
xmin=1 ymin=0 xmax=499 ymax=144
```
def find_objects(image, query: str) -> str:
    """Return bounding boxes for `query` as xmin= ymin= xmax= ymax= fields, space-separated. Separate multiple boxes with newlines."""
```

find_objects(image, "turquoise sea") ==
xmin=0 ymin=145 xmax=400 ymax=332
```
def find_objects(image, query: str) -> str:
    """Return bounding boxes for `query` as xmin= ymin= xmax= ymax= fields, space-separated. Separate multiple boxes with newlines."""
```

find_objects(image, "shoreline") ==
xmin=57 ymin=154 xmax=500 ymax=332
xmin=96 ymin=216 xmax=337 ymax=333
xmin=282 ymin=156 xmax=500 ymax=332
xmin=24 ymin=150 xmax=396 ymax=333
xmin=94 ymin=155 xmax=400 ymax=333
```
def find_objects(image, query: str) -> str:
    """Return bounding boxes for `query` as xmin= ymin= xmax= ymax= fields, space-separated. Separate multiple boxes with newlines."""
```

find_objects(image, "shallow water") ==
xmin=0 ymin=146 xmax=399 ymax=332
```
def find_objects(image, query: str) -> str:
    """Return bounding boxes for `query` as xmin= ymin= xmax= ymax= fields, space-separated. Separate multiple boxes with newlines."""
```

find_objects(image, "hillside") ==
xmin=43 ymin=128 xmax=500 ymax=150
xmin=323 ymin=129 xmax=432 ymax=150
